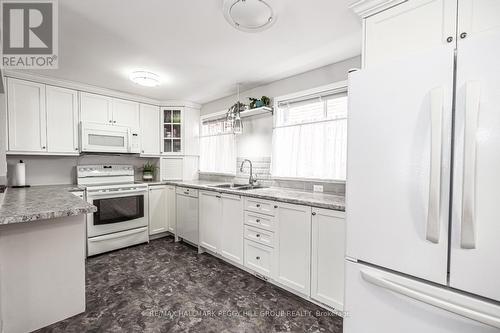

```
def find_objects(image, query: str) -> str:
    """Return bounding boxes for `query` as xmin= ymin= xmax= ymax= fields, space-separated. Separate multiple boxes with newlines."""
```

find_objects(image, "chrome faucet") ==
xmin=240 ymin=159 xmax=258 ymax=186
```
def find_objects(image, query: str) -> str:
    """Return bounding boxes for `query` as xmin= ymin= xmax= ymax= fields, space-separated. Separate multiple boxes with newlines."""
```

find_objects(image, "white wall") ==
xmin=201 ymin=56 xmax=360 ymax=115
xmin=201 ymin=56 xmax=361 ymax=159
xmin=6 ymin=155 xmax=159 ymax=186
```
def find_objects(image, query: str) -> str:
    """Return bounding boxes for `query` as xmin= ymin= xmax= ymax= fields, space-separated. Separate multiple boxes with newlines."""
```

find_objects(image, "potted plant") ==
xmin=141 ymin=161 xmax=158 ymax=181
xmin=248 ymin=96 xmax=271 ymax=109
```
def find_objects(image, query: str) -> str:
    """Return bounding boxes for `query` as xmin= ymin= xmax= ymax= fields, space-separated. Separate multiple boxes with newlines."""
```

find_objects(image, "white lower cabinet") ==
xmin=199 ymin=191 xmax=221 ymax=252
xmin=220 ymin=194 xmax=243 ymax=265
xmin=186 ymin=189 xmax=346 ymax=311
xmin=311 ymin=208 xmax=346 ymax=310
xmin=275 ymin=202 xmax=312 ymax=296
xmin=199 ymin=191 xmax=243 ymax=264
xmin=166 ymin=186 xmax=176 ymax=233
xmin=148 ymin=186 xmax=168 ymax=235
xmin=244 ymin=239 xmax=273 ymax=277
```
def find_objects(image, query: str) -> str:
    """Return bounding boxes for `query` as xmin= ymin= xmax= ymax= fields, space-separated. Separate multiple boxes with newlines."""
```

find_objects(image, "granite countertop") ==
xmin=0 ymin=185 xmax=97 ymax=225
xmin=139 ymin=179 xmax=345 ymax=211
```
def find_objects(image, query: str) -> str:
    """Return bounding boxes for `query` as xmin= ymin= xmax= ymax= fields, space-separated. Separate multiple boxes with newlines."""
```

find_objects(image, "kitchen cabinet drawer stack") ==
xmin=243 ymin=197 xmax=277 ymax=279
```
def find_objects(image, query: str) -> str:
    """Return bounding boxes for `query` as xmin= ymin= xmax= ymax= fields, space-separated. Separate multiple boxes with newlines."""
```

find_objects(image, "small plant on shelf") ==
xmin=248 ymin=96 xmax=271 ymax=109
xmin=142 ymin=161 xmax=158 ymax=181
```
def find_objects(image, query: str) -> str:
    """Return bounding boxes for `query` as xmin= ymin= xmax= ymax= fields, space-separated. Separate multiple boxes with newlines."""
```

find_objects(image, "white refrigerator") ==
xmin=344 ymin=26 xmax=500 ymax=333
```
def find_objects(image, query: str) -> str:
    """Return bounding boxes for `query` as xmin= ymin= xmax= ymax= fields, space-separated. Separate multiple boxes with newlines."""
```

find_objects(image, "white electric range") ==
xmin=77 ymin=165 xmax=149 ymax=256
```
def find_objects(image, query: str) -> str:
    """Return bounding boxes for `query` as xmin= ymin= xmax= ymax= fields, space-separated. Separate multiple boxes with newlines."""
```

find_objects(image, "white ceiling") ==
xmin=26 ymin=0 xmax=361 ymax=104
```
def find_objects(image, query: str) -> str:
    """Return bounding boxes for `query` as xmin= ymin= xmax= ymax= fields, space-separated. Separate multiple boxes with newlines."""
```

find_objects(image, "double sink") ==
xmin=209 ymin=184 xmax=268 ymax=191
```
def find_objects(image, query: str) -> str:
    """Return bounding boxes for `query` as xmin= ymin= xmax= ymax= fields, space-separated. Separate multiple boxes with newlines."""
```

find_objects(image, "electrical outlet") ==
xmin=313 ymin=185 xmax=323 ymax=192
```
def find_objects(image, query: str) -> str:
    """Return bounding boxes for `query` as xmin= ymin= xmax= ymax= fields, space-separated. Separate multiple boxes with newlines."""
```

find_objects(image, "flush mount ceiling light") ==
xmin=223 ymin=0 xmax=276 ymax=33
xmin=129 ymin=71 xmax=160 ymax=87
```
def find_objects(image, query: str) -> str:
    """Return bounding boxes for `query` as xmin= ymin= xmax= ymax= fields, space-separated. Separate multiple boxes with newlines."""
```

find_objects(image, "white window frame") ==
xmin=272 ymin=81 xmax=348 ymax=183
xmin=199 ymin=111 xmax=237 ymax=176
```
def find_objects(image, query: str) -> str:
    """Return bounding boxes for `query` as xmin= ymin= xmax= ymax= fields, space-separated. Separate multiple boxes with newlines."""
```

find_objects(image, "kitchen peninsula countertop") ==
xmin=140 ymin=180 xmax=345 ymax=211
xmin=0 ymin=185 xmax=96 ymax=225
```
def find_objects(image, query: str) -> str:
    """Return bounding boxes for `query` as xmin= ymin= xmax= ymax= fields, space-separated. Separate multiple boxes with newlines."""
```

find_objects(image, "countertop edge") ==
xmin=0 ymin=205 xmax=97 ymax=225
xmin=157 ymin=181 xmax=346 ymax=212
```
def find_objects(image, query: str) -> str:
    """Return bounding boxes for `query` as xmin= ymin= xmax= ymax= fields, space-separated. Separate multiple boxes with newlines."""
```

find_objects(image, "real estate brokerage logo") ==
xmin=1 ymin=0 xmax=58 ymax=68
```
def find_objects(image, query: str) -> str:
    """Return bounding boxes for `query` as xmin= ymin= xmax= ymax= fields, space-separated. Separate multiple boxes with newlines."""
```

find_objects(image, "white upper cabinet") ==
xmin=7 ymin=78 xmax=47 ymax=153
xmin=46 ymin=86 xmax=79 ymax=155
xmin=112 ymin=99 xmax=139 ymax=128
xmin=364 ymin=0 xmax=457 ymax=68
xmin=161 ymin=107 xmax=183 ymax=154
xmin=160 ymin=106 xmax=200 ymax=156
xmin=140 ymin=104 xmax=160 ymax=155
xmin=80 ymin=92 xmax=140 ymax=128
xmin=79 ymin=92 xmax=113 ymax=124
xmin=275 ymin=202 xmax=312 ymax=296
xmin=457 ymin=0 xmax=500 ymax=42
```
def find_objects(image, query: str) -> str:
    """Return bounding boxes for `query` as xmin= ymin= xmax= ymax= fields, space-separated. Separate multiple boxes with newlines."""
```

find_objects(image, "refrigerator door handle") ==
xmin=426 ymin=87 xmax=444 ymax=244
xmin=461 ymin=81 xmax=480 ymax=249
xmin=361 ymin=270 xmax=500 ymax=329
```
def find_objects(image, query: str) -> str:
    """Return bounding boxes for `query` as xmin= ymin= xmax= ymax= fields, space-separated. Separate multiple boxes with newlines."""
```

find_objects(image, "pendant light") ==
xmin=225 ymin=83 xmax=244 ymax=134
xmin=233 ymin=84 xmax=243 ymax=134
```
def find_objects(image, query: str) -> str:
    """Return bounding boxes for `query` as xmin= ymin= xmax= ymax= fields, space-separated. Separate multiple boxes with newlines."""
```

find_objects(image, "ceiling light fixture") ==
xmin=223 ymin=0 xmax=276 ymax=33
xmin=129 ymin=71 xmax=160 ymax=87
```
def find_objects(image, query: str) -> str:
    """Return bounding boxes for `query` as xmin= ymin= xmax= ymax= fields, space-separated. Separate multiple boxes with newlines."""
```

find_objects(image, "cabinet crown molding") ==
xmin=349 ymin=0 xmax=407 ymax=18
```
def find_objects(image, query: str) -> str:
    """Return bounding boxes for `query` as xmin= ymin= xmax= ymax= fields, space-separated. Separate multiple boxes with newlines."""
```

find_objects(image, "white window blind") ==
xmin=199 ymin=118 xmax=236 ymax=174
xmin=272 ymin=88 xmax=347 ymax=180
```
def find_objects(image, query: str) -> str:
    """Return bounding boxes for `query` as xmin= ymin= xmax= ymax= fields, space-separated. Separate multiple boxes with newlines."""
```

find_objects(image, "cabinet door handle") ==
xmin=256 ymin=256 xmax=260 ymax=260
xmin=274 ymin=205 xmax=278 ymax=209
xmin=216 ymin=195 xmax=221 ymax=198
xmin=42 ymin=146 xmax=46 ymax=149
xmin=312 ymin=212 xmax=316 ymax=216
xmin=256 ymin=219 xmax=260 ymax=223
xmin=460 ymin=32 xmax=467 ymax=39
xmin=256 ymin=204 xmax=260 ymax=208
xmin=75 ymin=147 xmax=79 ymax=151
xmin=256 ymin=234 xmax=260 ymax=238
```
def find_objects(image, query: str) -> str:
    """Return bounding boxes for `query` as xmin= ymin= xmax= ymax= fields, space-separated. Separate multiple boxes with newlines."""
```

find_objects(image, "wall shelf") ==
xmin=203 ymin=106 xmax=273 ymax=122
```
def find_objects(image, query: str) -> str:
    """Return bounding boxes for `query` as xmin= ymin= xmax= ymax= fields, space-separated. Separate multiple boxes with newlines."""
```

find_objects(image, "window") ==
xmin=272 ymin=85 xmax=348 ymax=181
xmin=199 ymin=117 xmax=236 ymax=174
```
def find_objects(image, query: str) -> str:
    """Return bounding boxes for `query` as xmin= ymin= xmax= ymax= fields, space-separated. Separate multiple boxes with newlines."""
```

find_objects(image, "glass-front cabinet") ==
xmin=161 ymin=107 xmax=183 ymax=154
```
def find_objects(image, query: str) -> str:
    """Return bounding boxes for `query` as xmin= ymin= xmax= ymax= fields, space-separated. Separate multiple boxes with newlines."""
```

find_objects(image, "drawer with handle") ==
xmin=244 ymin=239 xmax=273 ymax=278
xmin=244 ymin=211 xmax=275 ymax=231
xmin=244 ymin=197 xmax=277 ymax=216
xmin=175 ymin=187 xmax=198 ymax=198
xmin=244 ymin=225 xmax=274 ymax=248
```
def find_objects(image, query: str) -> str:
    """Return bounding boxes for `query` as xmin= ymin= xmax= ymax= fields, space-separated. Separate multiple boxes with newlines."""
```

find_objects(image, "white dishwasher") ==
xmin=176 ymin=187 xmax=199 ymax=245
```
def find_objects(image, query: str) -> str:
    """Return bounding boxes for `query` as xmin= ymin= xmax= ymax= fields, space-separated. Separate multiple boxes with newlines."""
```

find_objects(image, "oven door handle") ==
xmin=87 ymin=188 xmax=148 ymax=197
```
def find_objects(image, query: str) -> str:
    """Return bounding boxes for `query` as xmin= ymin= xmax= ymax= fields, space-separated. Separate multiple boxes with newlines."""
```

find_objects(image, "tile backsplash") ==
xmin=200 ymin=156 xmax=345 ymax=195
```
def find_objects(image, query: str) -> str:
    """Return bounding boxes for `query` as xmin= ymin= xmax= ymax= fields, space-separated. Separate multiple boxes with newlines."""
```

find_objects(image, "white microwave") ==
xmin=80 ymin=122 xmax=140 ymax=153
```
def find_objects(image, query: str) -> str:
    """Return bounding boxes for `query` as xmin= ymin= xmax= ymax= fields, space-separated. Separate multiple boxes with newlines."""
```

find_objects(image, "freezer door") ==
xmin=344 ymin=261 xmax=500 ymax=333
xmin=346 ymin=45 xmax=454 ymax=284
xmin=450 ymin=29 xmax=500 ymax=302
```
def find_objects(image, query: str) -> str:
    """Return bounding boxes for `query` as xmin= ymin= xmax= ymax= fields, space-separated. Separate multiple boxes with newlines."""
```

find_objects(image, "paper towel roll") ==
xmin=15 ymin=160 xmax=26 ymax=187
